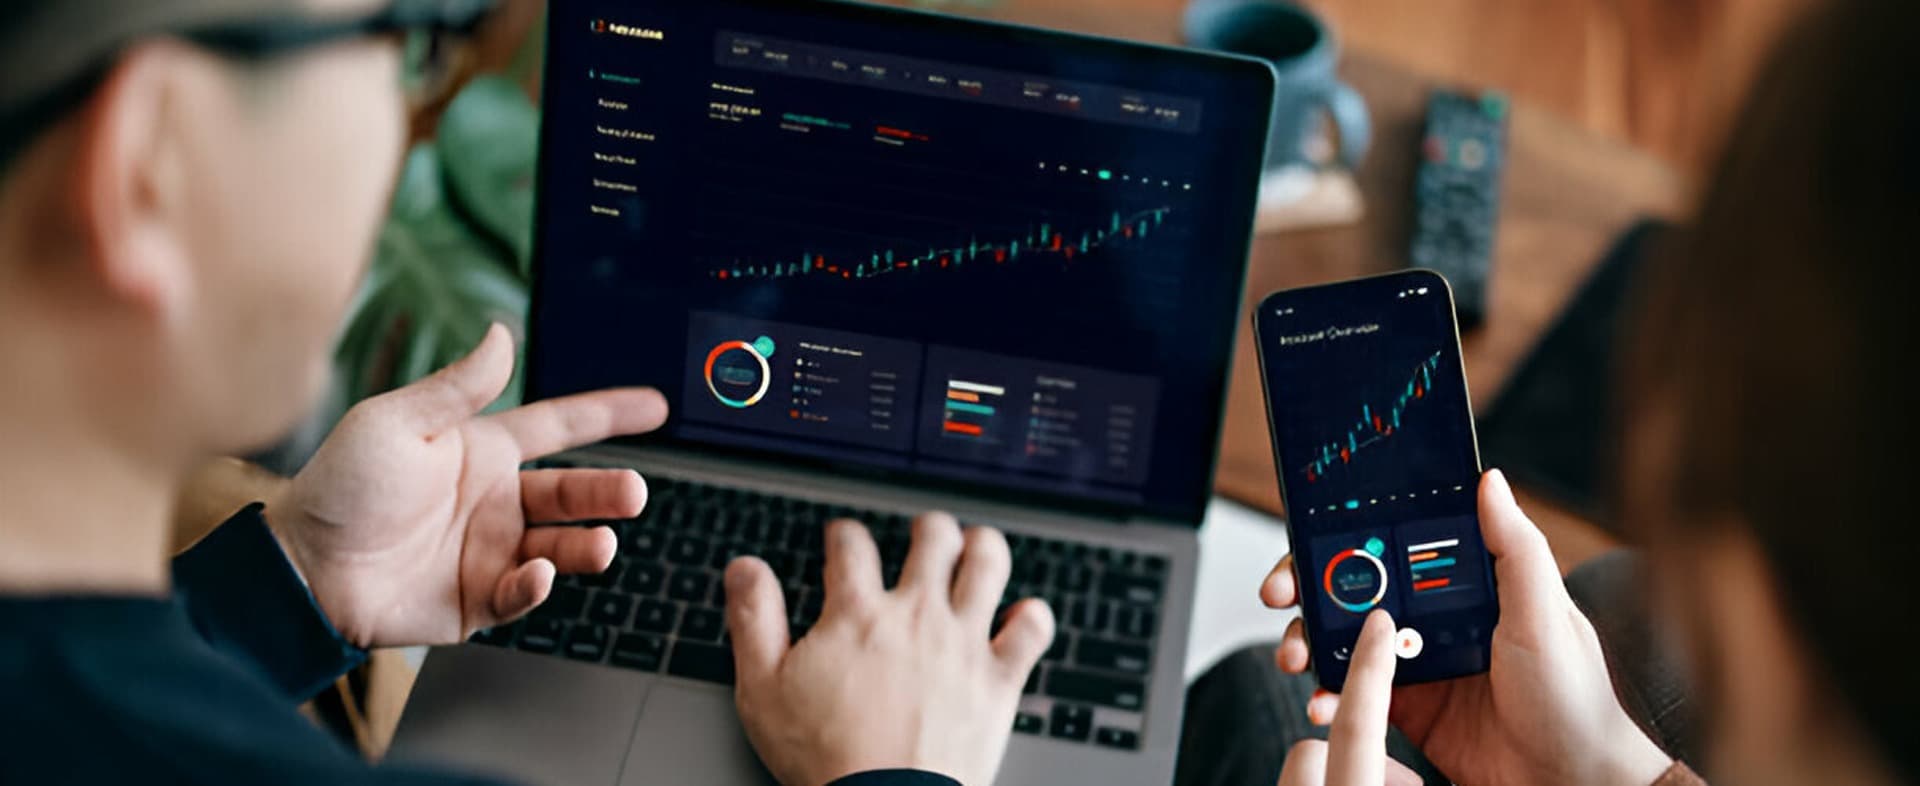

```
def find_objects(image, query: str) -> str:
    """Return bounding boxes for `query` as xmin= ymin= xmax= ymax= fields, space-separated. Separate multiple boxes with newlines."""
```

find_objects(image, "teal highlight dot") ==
xmin=1344 ymin=499 xmax=1360 ymax=510
xmin=1364 ymin=537 xmax=1385 ymax=557
xmin=1481 ymin=92 xmax=1509 ymax=119
xmin=1098 ymin=169 xmax=1113 ymax=180
xmin=753 ymin=336 xmax=776 ymax=358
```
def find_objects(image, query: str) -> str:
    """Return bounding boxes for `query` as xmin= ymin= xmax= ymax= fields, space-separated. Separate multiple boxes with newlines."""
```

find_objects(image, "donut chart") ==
xmin=704 ymin=339 xmax=771 ymax=408
xmin=1323 ymin=542 xmax=1389 ymax=614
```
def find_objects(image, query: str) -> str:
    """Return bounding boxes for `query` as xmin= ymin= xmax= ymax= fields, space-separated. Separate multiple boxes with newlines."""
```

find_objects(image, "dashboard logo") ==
xmin=704 ymin=336 xmax=777 ymax=409
xmin=590 ymin=19 xmax=667 ymax=41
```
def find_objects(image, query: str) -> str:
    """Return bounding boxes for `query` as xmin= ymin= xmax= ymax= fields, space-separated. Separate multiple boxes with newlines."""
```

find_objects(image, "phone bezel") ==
xmin=1252 ymin=268 xmax=1494 ymax=690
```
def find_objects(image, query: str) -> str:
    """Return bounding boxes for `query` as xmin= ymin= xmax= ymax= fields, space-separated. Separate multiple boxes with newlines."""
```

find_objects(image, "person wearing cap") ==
xmin=0 ymin=1 xmax=1053 ymax=784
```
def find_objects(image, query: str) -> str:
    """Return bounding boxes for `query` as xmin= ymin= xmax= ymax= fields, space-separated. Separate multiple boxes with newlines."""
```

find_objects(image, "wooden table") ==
xmin=901 ymin=0 xmax=1688 ymax=570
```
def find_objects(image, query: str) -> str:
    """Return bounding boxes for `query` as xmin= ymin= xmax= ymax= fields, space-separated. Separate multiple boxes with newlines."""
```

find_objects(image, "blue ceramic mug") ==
xmin=1185 ymin=0 xmax=1371 ymax=172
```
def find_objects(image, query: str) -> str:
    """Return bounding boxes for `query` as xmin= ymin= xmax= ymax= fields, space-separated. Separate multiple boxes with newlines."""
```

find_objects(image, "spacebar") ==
xmin=1045 ymin=668 xmax=1146 ymax=710
xmin=667 ymin=641 xmax=736 ymax=686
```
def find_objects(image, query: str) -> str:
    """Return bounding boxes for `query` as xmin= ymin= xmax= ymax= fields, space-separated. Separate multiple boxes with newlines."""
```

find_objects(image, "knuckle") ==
xmin=837 ymin=585 xmax=882 ymax=616
xmin=553 ymin=479 xmax=585 ymax=518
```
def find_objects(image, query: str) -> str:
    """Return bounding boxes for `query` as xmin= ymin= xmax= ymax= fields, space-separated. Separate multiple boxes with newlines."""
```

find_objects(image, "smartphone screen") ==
xmin=1253 ymin=269 xmax=1498 ymax=690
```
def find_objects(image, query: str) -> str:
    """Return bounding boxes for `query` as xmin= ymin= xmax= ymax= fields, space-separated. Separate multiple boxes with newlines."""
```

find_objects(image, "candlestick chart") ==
xmin=1300 ymin=350 xmax=1445 ymax=484
xmin=706 ymin=207 xmax=1173 ymax=283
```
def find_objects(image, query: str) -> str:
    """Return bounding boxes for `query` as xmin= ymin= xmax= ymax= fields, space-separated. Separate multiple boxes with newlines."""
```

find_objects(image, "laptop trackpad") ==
xmin=619 ymin=682 xmax=772 ymax=785
xmin=389 ymin=645 xmax=648 ymax=786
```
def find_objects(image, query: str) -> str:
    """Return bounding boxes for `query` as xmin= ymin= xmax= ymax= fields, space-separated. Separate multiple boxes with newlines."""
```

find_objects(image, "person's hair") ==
xmin=1622 ymin=0 xmax=1919 ymax=778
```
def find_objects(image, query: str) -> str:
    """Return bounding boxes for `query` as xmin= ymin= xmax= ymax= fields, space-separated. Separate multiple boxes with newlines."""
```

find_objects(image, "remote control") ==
xmin=1409 ymin=89 xmax=1509 ymax=328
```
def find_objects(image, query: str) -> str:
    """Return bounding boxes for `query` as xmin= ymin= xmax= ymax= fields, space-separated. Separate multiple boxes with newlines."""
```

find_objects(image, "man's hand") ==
xmin=725 ymin=513 xmax=1056 ymax=786
xmin=1276 ymin=610 xmax=1423 ymax=786
xmin=1260 ymin=470 xmax=1673 ymax=786
xmin=266 ymin=324 xmax=669 ymax=649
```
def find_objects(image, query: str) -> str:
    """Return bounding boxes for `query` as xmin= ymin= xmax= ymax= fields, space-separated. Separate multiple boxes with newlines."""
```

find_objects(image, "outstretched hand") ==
xmin=266 ymin=324 xmax=669 ymax=649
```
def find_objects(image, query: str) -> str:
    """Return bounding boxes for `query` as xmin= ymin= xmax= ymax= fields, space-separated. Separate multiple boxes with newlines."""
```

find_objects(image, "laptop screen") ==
xmin=529 ymin=0 xmax=1274 ymax=522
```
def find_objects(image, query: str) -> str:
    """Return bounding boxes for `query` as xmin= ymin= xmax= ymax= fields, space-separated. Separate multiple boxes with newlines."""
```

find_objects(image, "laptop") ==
xmin=390 ymin=1 xmax=1274 ymax=783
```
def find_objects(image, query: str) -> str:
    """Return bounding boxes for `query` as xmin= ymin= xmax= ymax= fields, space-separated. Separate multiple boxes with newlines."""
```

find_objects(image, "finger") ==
xmin=1325 ymin=609 xmax=1398 ymax=786
xmin=899 ymin=511 xmax=965 ymax=599
xmin=950 ymin=525 xmax=1012 ymax=627
xmin=1479 ymin=469 xmax=1572 ymax=617
xmin=991 ymin=597 xmax=1056 ymax=683
xmin=1260 ymin=553 xmax=1298 ymax=609
xmin=725 ymin=557 xmax=791 ymax=684
xmin=1386 ymin=681 xmax=1451 ymax=746
xmin=519 ymin=468 xmax=648 ymax=523
xmin=1277 ymin=739 xmax=1328 ymax=786
xmin=823 ymin=519 xmax=884 ymax=611
xmin=1307 ymin=688 xmax=1340 ymax=726
xmin=490 ymin=557 xmax=556 ymax=622
xmin=1386 ymin=757 xmax=1424 ymax=786
xmin=373 ymin=323 xmax=515 ymax=435
xmin=484 ymin=387 xmax=669 ymax=462
xmin=1275 ymin=616 xmax=1310 ymax=674
xmin=519 ymin=525 xmax=617 ymax=574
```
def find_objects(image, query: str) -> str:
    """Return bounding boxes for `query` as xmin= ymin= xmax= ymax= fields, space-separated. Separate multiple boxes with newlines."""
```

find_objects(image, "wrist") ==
xmin=258 ymin=484 xmax=312 ymax=588
xmin=257 ymin=487 xmax=380 ymax=648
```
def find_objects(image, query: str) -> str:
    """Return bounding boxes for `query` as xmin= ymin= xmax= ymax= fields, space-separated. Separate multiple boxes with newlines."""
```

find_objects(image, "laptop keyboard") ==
xmin=468 ymin=471 xmax=1169 ymax=751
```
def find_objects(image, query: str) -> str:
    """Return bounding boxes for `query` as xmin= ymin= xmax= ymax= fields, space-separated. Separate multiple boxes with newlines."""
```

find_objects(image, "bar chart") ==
xmin=942 ymin=379 xmax=1004 ymax=443
xmin=1406 ymin=536 xmax=1466 ymax=595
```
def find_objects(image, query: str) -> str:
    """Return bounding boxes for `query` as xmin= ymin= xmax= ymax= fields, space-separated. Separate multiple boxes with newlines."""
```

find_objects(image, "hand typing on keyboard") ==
xmin=725 ymin=513 xmax=1055 ymax=786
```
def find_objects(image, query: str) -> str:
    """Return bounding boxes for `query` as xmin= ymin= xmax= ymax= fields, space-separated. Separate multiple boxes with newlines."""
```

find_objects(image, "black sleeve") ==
xmin=170 ymin=504 xmax=369 ymax=701
xmin=829 ymin=771 xmax=961 ymax=786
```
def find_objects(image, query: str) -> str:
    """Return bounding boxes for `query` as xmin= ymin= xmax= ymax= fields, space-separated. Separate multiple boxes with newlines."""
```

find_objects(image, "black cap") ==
xmin=1 ymin=0 xmax=298 ymax=112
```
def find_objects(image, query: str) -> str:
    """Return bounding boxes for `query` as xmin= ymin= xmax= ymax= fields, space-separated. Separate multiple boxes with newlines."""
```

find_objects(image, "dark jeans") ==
xmin=1174 ymin=550 xmax=1697 ymax=786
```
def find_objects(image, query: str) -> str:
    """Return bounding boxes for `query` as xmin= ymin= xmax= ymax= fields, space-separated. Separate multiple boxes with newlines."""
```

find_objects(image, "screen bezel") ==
xmin=525 ymin=0 xmax=1278 ymax=525
xmin=1253 ymin=269 xmax=1494 ymax=688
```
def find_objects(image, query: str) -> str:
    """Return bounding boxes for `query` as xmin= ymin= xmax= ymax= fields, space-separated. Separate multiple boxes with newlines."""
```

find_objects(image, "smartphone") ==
xmin=1253 ymin=269 xmax=1498 ymax=691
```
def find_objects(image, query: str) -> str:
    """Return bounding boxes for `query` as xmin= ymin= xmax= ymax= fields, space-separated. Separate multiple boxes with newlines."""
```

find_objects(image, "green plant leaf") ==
xmin=439 ymin=75 xmax=542 ymax=277
xmin=333 ymin=144 xmax=528 ymax=412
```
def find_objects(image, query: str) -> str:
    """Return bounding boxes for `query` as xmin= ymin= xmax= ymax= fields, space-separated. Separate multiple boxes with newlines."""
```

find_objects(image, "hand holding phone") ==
xmin=1257 ymin=471 xmax=1676 ymax=786
xmin=1254 ymin=270 xmax=1497 ymax=690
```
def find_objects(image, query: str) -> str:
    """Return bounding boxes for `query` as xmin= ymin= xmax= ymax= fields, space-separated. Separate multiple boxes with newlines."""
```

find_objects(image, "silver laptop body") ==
xmin=390 ymin=0 xmax=1275 ymax=783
